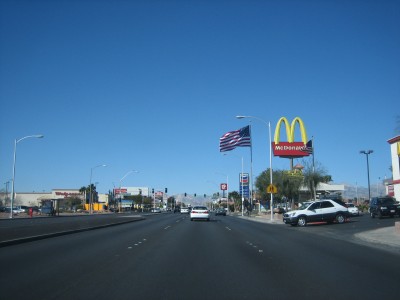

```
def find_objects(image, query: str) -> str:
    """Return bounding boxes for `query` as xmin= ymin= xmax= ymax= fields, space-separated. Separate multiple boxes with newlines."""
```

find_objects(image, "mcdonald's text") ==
xmin=272 ymin=142 xmax=310 ymax=157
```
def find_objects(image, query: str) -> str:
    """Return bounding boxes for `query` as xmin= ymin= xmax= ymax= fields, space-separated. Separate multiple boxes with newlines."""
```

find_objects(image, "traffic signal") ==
xmin=204 ymin=194 xmax=206 ymax=198
xmin=165 ymin=188 xmax=168 ymax=193
xmin=152 ymin=188 xmax=154 ymax=194
xmin=194 ymin=193 xmax=196 ymax=197
xmin=184 ymin=193 xmax=187 ymax=197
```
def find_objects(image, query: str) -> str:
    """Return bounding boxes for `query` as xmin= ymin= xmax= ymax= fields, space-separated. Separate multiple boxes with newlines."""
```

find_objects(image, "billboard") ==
xmin=239 ymin=173 xmax=250 ymax=198
xmin=272 ymin=117 xmax=311 ymax=158
xmin=239 ymin=173 xmax=249 ymax=186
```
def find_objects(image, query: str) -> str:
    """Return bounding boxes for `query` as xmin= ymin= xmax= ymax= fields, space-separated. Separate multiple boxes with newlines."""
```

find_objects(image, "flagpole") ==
xmin=249 ymin=125 xmax=254 ymax=207
xmin=312 ymin=136 xmax=316 ymax=200
xmin=241 ymin=156 xmax=244 ymax=216
xmin=312 ymin=136 xmax=315 ymax=173
xmin=269 ymin=121 xmax=274 ymax=221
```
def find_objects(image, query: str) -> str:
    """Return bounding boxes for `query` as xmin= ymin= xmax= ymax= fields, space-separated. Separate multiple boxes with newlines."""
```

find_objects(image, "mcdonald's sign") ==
xmin=272 ymin=117 xmax=310 ymax=158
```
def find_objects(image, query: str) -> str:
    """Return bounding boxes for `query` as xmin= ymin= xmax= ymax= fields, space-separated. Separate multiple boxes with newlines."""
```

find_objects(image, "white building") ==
xmin=114 ymin=187 xmax=150 ymax=197
xmin=387 ymin=135 xmax=400 ymax=201
xmin=0 ymin=189 xmax=85 ymax=207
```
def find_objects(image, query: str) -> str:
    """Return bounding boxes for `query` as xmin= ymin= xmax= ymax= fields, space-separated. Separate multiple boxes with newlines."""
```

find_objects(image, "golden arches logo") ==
xmin=274 ymin=117 xmax=308 ymax=144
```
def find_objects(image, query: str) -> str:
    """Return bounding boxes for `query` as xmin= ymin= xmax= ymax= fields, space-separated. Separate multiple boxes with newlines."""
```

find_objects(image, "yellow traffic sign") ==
xmin=267 ymin=184 xmax=277 ymax=194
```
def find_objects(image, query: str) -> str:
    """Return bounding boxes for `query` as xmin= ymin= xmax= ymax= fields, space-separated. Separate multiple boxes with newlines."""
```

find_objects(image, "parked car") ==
xmin=3 ymin=207 xmax=24 ymax=213
xmin=151 ymin=208 xmax=161 ymax=213
xmin=283 ymin=200 xmax=349 ymax=227
xmin=13 ymin=206 xmax=25 ymax=213
xmin=180 ymin=207 xmax=189 ymax=214
xmin=369 ymin=196 xmax=400 ymax=219
xmin=190 ymin=206 xmax=210 ymax=221
xmin=215 ymin=208 xmax=226 ymax=216
xmin=346 ymin=203 xmax=359 ymax=216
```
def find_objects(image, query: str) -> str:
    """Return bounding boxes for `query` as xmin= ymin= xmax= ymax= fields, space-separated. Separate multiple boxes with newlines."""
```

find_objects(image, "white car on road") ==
xmin=190 ymin=206 xmax=210 ymax=221
xmin=283 ymin=200 xmax=349 ymax=227
xmin=180 ymin=207 xmax=189 ymax=214
xmin=346 ymin=203 xmax=359 ymax=216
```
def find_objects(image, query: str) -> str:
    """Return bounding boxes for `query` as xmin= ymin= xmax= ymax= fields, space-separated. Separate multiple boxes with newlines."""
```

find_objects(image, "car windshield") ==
xmin=379 ymin=198 xmax=395 ymax=205
xmin=347 ymin=204 xmax=355 ymax=207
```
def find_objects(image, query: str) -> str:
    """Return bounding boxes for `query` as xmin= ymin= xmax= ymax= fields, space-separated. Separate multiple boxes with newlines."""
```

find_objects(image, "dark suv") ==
xmin=369 ymin=197 xmax=400 ymax=219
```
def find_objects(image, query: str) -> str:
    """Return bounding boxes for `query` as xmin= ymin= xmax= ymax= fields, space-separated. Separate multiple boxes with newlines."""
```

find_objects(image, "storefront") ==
xmin=387 ymin=135 xmax=400 ymax=201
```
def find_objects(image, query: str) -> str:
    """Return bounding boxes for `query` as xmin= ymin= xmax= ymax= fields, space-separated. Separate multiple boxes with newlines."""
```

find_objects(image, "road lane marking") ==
xmin=246 ymin=241 xmax=264 ymax=254
xmin=225 ymin=227 xmax=232 ymax=231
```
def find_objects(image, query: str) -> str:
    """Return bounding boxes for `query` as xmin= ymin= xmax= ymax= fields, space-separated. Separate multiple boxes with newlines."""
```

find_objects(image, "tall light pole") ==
xmin=222 ymin=153 xmax=244 ymax=215
xmin=236 ymin=115 xmax=273 ymax=219
xmin=119 ymin=170 xmax=139 ymax=213
xmin=360 ymin=150 xmax=373 ymax=201
xmin=4 ymin=179 xmax=12 ymax=207
xmin=89 ymin=164 xmax=107 ymax=214
xmin=10 ymin=134 xmax=44 ymax=218
xmin=376 ymin=177 xmax=380 ymax=197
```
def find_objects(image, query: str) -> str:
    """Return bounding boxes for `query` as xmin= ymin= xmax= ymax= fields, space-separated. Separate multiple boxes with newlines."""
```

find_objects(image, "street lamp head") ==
xmin=236 ymin=116 xmax=246 ymax=119
xmin=360 ymin=150 xmax=373 ymax=155
xmin=16 ymin=134 xmax=45 ymax=143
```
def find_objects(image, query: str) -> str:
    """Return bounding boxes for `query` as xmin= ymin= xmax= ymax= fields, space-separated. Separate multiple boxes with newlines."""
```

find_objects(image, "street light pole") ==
xmin=236 ymin=115 xmax=273 ymax=217
xmin=10 ymin=135 xmax=44 ymax=219
xmin=268 ymin=121 xmax=274 ymax=220
xmin=118 ymin=170 xmax=138 ymax=213
xmin=89 ymin=164 xmax=107 ymax=214
xmin=360 ymin=150 xmax=373 ymax=201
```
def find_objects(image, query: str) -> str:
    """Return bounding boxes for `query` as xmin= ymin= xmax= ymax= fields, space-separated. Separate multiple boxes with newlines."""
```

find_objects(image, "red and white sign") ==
xmin=114 ymin=188 xmax=127 ymax=194
xmin=220 ymin=183 xmax=228 ymax=191
xmin=272 ymin=142 xmax=310 ymax=158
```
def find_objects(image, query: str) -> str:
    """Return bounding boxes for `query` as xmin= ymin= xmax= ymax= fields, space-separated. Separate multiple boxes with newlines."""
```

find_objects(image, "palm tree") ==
xmin=79 ymin=184 xmax=97 ymax=204
xmin=301 ymin=159 xmax=328 ymax=200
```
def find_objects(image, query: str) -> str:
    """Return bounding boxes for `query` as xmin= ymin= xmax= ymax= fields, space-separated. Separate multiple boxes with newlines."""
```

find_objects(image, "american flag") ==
xmin=302 ymin=139 xmax=313 ymax=154
xmin=219 ymin=125 xmax=251 ymax=152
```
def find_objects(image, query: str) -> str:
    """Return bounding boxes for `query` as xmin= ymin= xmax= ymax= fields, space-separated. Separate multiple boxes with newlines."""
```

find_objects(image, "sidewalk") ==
xmin=235 ymin=211 xmax=400 ymax=250
xmin=235 ymin=211 xmax=285 ymax=224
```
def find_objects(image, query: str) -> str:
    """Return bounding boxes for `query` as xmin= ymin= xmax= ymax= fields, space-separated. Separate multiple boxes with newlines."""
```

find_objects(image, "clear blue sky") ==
xmin=1 ymin=0 xmax=399 ymax=197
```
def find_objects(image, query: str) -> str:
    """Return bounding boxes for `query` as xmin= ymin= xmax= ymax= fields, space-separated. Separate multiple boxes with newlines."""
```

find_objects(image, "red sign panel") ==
xmin=114 ymin=188 xmax=127 ymax=194
xmin=220 ymin=183 xmax=228 ymax=191
xmin=272 ymin=142 xmax=310 ymax=158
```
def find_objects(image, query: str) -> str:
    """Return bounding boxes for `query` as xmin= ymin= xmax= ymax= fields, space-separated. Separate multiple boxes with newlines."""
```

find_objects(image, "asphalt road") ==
xmin=0 ymin=213 xmax=399 ymax=300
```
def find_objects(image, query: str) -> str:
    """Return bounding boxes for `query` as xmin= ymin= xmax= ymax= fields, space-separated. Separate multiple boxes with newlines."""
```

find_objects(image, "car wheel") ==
xmin=297 ymin=216 xmax=307 ymax=227
xmin=378 ymin=211 xmax=383 ymax=219
xmin=336 ymin=214 xmax=345 ymax=224
xmin=191 ymin=218 xmax=193 ymax=221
